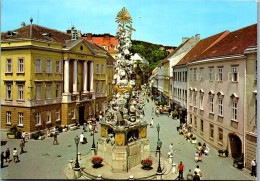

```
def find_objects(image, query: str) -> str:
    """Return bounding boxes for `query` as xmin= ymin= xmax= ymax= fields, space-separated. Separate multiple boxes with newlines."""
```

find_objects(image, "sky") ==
xmin=1 ymin=0 xmax=257 ymax=46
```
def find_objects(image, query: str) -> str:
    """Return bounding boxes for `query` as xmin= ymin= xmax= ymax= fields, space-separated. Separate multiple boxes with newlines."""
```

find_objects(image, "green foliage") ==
xmin=9 ymin=125 xmax=22 ymax=139
xmin=172 ymin=109 xmax=178 ymax=118
xmin=32 ymin=132 xmax=40 ymax=140
xmin=56 ymin=125 xmax=63 ymax=133
xmin=10 ymin=125 xmax=18 ymax=135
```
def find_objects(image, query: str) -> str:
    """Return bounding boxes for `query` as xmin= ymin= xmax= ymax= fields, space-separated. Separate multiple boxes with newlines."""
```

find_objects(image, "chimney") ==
xmin=104 ymin=33 xmax=110 ymax=40
xmin=87 ymin=33 xmax=92 ymax=40
xmin=77 ymin=30 xmax=82 ymax=38
xmin=195 ymin=34 xmax=200 ymax=41
xmin=182 ymin=37 xmax=189 ymax=43
xmin=21 ymin=22 xmax=26 ymax=27
xmin=66 ymin=29 xmax=71 ymax=35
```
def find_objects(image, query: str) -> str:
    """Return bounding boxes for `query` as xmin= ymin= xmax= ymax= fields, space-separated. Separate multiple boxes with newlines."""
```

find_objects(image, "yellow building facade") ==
xmin=1 ymin=24 xmax=114 ymax=133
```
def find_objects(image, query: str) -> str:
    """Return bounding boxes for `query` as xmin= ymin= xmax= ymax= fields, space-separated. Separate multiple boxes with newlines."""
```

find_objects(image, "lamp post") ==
xmin=92 ymin=122 xmax=96 ymax=149
xmin=74 ymin=135 xmax=80 ymax=169
xmin=156 ymin=124 xmax=160 ymax=151
xmin=157 ymin=139 xmax=162 ymax=173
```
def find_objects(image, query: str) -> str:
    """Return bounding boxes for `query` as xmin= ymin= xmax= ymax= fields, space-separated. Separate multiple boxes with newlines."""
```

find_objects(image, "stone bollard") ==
xmin=91 ymin=148 xmax=96 ymax=156
xmin=97 ymin=174 xmax=102 ymax=180
xmin=74 ymin=167 xmax=81 ymax=179
xmin=156 ymin=172 xmax=163 ymax=180
xmin=69 ymin=160 xmax=73 ymax=169
xmin=172 ymin=163 xmax=177 ymax=173
xmin=129 ymin=175 xmax=134 ymax=180
xmin=77 ymin=152 xmax=81 ymax=160
xmin=169 ymin=155 xmax=173 ymax=164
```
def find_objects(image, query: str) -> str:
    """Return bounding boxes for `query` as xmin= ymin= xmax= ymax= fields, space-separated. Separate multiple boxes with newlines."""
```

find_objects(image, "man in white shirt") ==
xmin=251 ymin=158 xmax=256 ymax=177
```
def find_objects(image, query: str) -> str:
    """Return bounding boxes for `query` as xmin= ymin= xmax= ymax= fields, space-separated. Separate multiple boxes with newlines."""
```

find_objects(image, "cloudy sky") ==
xmin=1 ymin=0 xmax=257 ymax=46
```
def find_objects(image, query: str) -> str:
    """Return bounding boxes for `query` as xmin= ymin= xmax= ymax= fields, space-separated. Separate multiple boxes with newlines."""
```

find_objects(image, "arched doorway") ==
xmin=228 ymin=134 xmax=242 ymax=158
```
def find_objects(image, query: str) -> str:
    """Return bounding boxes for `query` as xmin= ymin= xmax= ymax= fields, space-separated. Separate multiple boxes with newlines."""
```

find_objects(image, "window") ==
xmin=219 ymin=99 xmax=223 ymax=116
xmin=46 ymin=111 xmax=51 ymax=123
xmin=193 ymin=92 xmax=197 ymax=107
xmin=36 ymin=112 xmax=41 ymax=125
xmin=232 ymin=66 xmax=238 ymax=82
xmin=232 ymin=101 xmax=237 ymax=120
xmin=46 ymin=84 xmax=52 ymax=99
xmin=200 ymin=95 xmax=203 ymax=109
xmin=209 ymin=68 xmax=214 ymax=81
xmin=35 ymin=58 xmax=42 ymax=73
xmin=101 ymin=64 xmax=105 ymax=74
xmin=218 ymin=128 xmax=223 ymax=143
xmin=56 ymin=109 xmax=60 ymax=121
xmin=89 ymin=106 xmax=93 ymax=116
xmin=46 ymin=59 xmax=52 ymax=73
xmin=101 ymin=82 xmax=105 ymax=93
xmin=71 ymin=108 xmax=75 ymax=119
xmin=190 ymin=69 xmax=193 ymax=81
xmin=190 ymin=92 xmax=192 ymax=105
xmin=96 ymin=82 xmax=99 ymax=93
xmin=194 ymin=68 xmax=197 ymax=81
xmin=6 ymin=111 xmax=11 ymax=124
xmin=200 ymin=119 xmax=204 ymax=133
xmin=6 ymin=58 xmax=12 ymax=73
xmin=194 ymin=116 xmax=197 ymax=129
xmin=18 ymin=112 xmax=23 ymax=126
xmin=96 ymin=103 xmax=99 ymax=112
xmin=96 ymin=64 xmax=100 ymax=74
xmin=18 ymin=58 xmax=24 ymax=73
xmin=218 ymin=68 xmax=223 ymax=81
xmin=210 ymin=97 xmax=214 ymax=113
xmin=6 ymin=83 xmax=12 ymax=100
xmin=200 ymin=68 xmax=203 ymax=81
xmin=17 ymin=84 xmax=24 ymax=100
xmin=55 ymin=61 xmax=61 ymax=73
xmin=210 ymin=124 xmax=214 ymax=139
xmin=36 ymin=84 xmax=42 ymax=100
xmin=55 ymin=84 xmax=61 ymax=98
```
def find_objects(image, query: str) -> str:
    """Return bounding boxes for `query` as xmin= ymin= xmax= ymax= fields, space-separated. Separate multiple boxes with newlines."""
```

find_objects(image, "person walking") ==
xmin=53 ymin=133 xmax=59 ymax=145
xmin=13 ymin=148 xmax=19 ymax=163
xmin=251 ymin=158 xmax=257 ymax=176
xmin=194 ymin=165 xmax=201 ymax=177
xmin=177 ymin=161 xmax=185 ymax=180
xmin=169 ymin=143 xmax=174 ymax=156
xmin=186 ymin=169 xmax=193 ymax=180
xmin=193 ymin=172 xmax=200 ymax=180
xmin=150 ymin=118 xmax=154 ymax=128
xmin=20 ymin=139 xmax=25 ymax=154
xmin=22 ymin=131 xmax=26 ymax=143
xmin=80 ymin=132 xmax=87 ymax=144
xmin=1 ymin=151 xmax=5 ymax=168
xmin=152 ymin=107 xmax=154 ymax=116
xmin=5 ymin=148 xmax=10 ymax=163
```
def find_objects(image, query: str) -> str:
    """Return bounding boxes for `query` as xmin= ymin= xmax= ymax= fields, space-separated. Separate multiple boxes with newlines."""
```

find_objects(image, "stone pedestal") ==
xmin=169 ymin=155 xmax=173 ymax=164
xmin=97 ymin=174 xmax=102 ymax=180
xmin=172 ymin=163 xmax=177 ymax=173
xmin=73 ymin=167 xmax=81 ymax=179
xmin=77 ymin=152 xmax=81 ymax=160
xmin=91 ymin=148 xmax=96 ymax=156
xmin=69 ymin=160 xmax=73 ymax=169
xmin=156 ymin=172 xmax=163 ymax=180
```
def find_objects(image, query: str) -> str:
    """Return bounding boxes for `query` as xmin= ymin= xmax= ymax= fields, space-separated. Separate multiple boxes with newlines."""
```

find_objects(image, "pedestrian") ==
xmin=194 ymin=165 xmax=201 ymax=177
xmin=95 ymin=121 xmax=98 ymax=132
xmin=5 ymin=148 xmax=10 ymax=163
xmin=53 ymin=133 xmax=59 ymax=145
xmin=22 ymin=131 xmax=26 ymax=143
xmin=150 ymin=118 xmax=154 ymax=128
xmin=13 ymin=148 xmax=19 ymax=163
xmin=186 ymin=169 xmax=193 ymax=180
xmin=152 ymin=107 xmax=154 ymax=115
xmin=99 ymin=114 xmax=103 ymax=123
xmin=80 ymin=132 xmax=87 ymax=144
xmin=1 ymin=151 xmax=5 ymax=168
xmin=193 ymin=172 xmax=200 ymax=180
xmin=20 ymin=139 xmax=25 ymax=154
xmin=177 ymin=161 xmax=184 ymax=180
xmin=251 ymin=158 xmax=257 ymax=176
xmin=169 ymin=143 xmax=174 ymax=156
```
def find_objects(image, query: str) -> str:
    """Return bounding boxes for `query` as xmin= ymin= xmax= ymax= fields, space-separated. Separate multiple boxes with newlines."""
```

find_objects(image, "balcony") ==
xmin=71 ymin=92 xmax=93 ymax=102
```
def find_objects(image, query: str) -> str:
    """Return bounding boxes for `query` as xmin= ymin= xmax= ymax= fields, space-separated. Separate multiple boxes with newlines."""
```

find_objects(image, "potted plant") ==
xmin=62 ymin=125 xmax=68 ymax=132
xmin=91 ymin=156 xmax=104 ymax=168
xmin=56 ymin=125 xmax=63 ymax=133
xmin=233 ymin=154 xmax=244 ymax=169
xmin=32 ymin=132 xmax=40 ymax=140
xmin=141 ymin=158 xmax=153 ymax=170
xmin=172 ymin=110 xmax=178 ymax=119
xmin=191 ymin=137 xmax=197 ymax=144
xmin=38 ymin=131 xmax=45 ymax=140
xmin=218 ymin=150 xmax=226 ymax=157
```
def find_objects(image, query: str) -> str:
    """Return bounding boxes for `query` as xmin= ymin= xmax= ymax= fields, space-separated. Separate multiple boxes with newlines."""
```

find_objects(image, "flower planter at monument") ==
xmin=91 ymin=156 xmax=104 ymax=168
xmin=141 ymin=158 xmax=153 ymax=170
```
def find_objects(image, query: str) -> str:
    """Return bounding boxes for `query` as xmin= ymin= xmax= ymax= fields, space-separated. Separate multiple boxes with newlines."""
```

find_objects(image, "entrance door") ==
xmin=79 ymin=106 xmax=85 ymax=125
xmin=229 ymin=134 xmax=242 ymax=158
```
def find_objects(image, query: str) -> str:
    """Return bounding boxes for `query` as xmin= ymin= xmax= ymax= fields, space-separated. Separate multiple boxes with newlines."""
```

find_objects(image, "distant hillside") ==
xmin=131 ymin=40 xmax=176 ymax=70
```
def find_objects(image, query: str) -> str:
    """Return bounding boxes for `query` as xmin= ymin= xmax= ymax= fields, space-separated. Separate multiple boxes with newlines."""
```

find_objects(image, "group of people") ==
xmin=177 ymin=161 xmax=202 ymax=180
xmin=1 ymin=139 xmax=26 ymax=168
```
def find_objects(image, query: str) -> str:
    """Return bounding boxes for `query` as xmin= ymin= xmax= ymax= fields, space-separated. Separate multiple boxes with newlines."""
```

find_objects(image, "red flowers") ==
xmin=91 ymin=156 xmax=103 ymax=165
xmin=141 ymin=158 xmax=153 ymax=167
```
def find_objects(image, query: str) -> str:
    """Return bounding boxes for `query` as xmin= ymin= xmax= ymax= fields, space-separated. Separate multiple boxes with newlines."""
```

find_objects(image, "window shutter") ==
xmin=228 ymin=72 xmax=232 ymax=81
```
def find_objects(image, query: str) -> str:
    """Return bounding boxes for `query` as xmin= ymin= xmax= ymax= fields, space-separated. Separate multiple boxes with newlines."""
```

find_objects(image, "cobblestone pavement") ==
xmin=0 ymin=93 xmax=257 ymax=180
xmin=142 ymin=93 xmax=256 ymax=180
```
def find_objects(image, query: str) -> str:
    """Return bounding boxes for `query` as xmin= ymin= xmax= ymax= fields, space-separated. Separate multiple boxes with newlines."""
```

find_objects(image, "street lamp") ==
xmin=74 ymin=135 xmax=80 ymax=169
xmin=156 ymin=124 xmax=160 ymax=151
xmin=92 ymin=122 xmax=96 ymax=149
xmin=157 ymin=139 xmax=162 ymax=173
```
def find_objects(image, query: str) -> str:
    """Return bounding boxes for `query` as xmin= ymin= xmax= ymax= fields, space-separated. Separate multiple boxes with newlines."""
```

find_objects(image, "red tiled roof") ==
xmin=82 ymin=35 xmax=119 ymax=51
xmin=197 ymin=24 xmax=257 ymax=60
xmin=176 ymin=30 xmax=230 ymax=66
xmin=1 ymin=25 xmax=71 ymax=44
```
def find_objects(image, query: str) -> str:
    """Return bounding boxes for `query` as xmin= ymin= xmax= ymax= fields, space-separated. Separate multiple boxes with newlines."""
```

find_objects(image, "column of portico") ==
xmin=62 ymin=59 xmax=71 ymax=102
xmin=90 ymin=61 xmax=94 ymax=92
xmin=73 ymin=59 xmax=79 ymax=94
xmin=83 ymin=61 xmax=88 ymax=93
